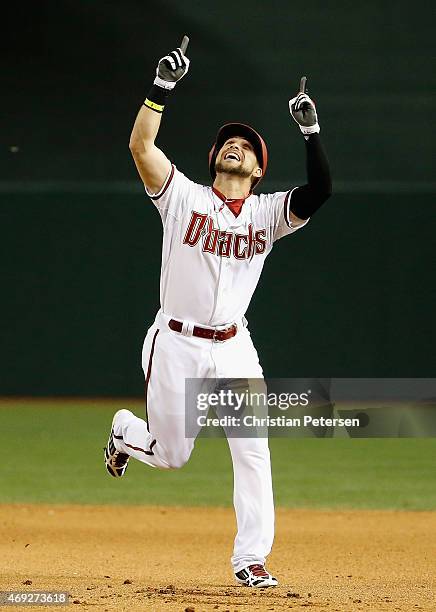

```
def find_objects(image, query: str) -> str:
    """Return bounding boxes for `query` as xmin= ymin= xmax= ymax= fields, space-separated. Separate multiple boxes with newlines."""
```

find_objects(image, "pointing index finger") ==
xmin=299 ymin=76 xmax=307 ymax=93
xmin=180 ymin=35 xmax=189 ymax=54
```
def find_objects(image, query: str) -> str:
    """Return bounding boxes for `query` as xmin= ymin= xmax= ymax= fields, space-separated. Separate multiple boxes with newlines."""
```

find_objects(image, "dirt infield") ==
xmin=2 ymin=505 xmax=435 ymax=611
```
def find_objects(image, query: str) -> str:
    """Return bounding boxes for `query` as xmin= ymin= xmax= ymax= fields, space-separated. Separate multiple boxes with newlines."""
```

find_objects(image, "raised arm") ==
xmin=288 ymin=77 xmax=332 ymax=222
xmin=129 ymin=36 xmax=190 ymax=194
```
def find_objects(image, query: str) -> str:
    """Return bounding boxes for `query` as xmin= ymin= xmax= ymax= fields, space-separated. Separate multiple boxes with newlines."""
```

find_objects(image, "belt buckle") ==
xmin=212 ymin=328 xmax=225 ymax=343
xmin=212 ymin=323 xmax=237 ymax=343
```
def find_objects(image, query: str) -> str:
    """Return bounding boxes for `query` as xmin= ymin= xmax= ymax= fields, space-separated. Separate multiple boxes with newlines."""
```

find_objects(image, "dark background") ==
xmin=2 ymin=1 xmax=435 ymax=394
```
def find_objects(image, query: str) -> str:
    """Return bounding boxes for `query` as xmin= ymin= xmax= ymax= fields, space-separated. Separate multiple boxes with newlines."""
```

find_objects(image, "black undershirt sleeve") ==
xmin=289 ymin=133 xmax=332 ymax=220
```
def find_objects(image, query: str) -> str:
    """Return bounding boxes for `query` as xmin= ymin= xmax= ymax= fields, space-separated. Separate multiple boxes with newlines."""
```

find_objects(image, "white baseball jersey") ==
xmin=146 ymin=164 xmax=308 ymax=326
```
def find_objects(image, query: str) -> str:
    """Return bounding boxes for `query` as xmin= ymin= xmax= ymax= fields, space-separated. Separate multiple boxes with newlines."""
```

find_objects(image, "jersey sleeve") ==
xmin=267 ymin=187 xmax=310 ymax=242
xmin=145 ymin=164 xmax=195 ymax=222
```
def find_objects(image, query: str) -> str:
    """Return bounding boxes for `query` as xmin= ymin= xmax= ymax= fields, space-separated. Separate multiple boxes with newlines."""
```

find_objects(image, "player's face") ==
xmin=215 ymin=137 xmax=262 ymax=181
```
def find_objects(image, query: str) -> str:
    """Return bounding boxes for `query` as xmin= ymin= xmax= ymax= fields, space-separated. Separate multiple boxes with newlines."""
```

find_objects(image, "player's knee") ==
xmin=166 ymin=456 xmax=189 ymax=469
xmin=163 ymin=448 xmax=192 ymax=470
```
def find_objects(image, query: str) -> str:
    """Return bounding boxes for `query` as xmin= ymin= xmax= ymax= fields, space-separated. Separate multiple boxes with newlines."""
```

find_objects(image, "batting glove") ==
xmin=289 ymin=76 xmax=320 ymax=136
xmin=154 ymin=35 xmax=190 ymax=91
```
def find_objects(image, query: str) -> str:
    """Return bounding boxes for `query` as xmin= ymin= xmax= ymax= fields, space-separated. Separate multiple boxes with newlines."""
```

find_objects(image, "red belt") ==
xmin=168 ymin=319 xmax=238 ymax=342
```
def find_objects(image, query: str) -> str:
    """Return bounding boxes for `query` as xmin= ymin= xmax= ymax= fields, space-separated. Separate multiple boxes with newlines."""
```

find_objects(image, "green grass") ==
xmin=2 ymin=400 xmax=436 ymax=509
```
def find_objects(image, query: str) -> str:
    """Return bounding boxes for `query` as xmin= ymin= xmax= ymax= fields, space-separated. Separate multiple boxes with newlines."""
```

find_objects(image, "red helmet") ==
xmin=208 ymin=122 xmax=268 ymax=190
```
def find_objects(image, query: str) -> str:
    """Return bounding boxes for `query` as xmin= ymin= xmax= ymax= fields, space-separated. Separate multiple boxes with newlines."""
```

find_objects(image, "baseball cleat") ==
xmin=104 ymin=412 xmax=130 ymax=478
xmin=234 ymin=564 xmax=278 ymax=588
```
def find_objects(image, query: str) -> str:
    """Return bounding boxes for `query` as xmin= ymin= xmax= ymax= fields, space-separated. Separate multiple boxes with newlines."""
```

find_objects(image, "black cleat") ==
xmin=235 ymin=564 xmax=278 ymax=588
xmin=104 ymin=417 xmax=129 ymax=478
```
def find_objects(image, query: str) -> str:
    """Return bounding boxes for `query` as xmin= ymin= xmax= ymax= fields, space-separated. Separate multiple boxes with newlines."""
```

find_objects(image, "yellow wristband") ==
xmin=144 ymin=98 xmax=165 ymax=113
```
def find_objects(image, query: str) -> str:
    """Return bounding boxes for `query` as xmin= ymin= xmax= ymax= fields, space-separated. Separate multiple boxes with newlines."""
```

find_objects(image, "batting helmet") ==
xmin=208 ymin=123 xmax=268 ymax=190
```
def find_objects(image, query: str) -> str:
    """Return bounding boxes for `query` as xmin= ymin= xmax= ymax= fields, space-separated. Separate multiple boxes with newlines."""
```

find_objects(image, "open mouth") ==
xmin=224 ymin=151 xmax=241 ymax=161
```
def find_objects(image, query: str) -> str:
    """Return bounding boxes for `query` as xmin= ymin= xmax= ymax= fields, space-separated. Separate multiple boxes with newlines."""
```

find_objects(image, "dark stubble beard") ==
xmin=215 ymin=159 xmax=252 ymax=179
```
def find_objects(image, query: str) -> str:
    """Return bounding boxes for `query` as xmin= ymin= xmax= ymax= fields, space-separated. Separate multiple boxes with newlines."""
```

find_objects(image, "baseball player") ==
xmin=104 ymin=36 xmax=331 ymax=588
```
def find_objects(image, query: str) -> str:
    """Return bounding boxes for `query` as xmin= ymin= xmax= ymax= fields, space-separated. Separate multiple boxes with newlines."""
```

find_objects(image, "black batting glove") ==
xmin=154 ymin=35 xmax=190 ymax=90
xmin=144 ymin=35 xmax=190 ymax=113
xmin=289 ymin=76 xmax=320 ymax=136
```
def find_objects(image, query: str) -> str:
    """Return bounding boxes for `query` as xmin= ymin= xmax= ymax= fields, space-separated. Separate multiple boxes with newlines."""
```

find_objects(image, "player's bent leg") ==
xmin=110 ymin=408 xmax=195 ymax=470
xmin=136 ymin=316 xmax=206 ymax=470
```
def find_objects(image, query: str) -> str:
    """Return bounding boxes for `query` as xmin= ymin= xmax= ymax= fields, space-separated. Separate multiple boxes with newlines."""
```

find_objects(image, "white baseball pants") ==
xmin=113 ymin=310 xmax=275 ymax=573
